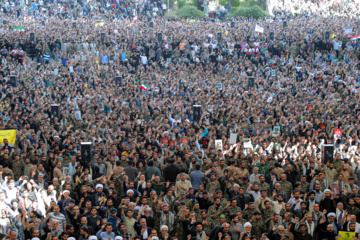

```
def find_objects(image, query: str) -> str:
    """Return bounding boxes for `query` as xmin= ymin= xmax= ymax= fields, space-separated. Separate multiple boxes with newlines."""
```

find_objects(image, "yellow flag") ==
xmin=95 ymin=22 xmax=105 ymax=27
xmin=0 ymin=130 xmax=17 ymax=145
xmin=338 ymin=231 xmax=356 ymax=240
xmin=225 ymin=30 xmax=229 ymax=35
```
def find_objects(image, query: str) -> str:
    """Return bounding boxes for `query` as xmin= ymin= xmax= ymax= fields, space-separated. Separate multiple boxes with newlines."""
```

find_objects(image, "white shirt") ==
xmin=140 ymin=55 xmax=148 ymax=64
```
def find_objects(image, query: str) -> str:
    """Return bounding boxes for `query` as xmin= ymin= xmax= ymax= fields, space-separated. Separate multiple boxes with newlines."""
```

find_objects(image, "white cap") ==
xmin=89 ymin=236 xmax=97 ymax=240
xmin=67 ymin=238 xmax=76 ymax=240
xmin=244 ymin=222 xmax=252 ymax=228
xmin=160 ymin=225 xmax=168 ymax=231
xmin=115 ymin=237 xmax=123 ymax=240
xmin=31 ymin=238 xmax=40 ymax=240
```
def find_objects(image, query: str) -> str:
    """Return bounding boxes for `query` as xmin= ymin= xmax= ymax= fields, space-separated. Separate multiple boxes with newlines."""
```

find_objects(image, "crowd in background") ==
xmin=0 ymin=0 xmax=359 ymax=240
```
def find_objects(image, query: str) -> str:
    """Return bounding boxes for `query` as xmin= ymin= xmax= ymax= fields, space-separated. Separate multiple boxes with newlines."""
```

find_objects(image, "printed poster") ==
xmin=334 ymin=128 xmax=342 ymax=140
xmin=215 ymin=140 xmax=223 ymax=151
xmin=273 ymin=126 xmax=280 ymax=137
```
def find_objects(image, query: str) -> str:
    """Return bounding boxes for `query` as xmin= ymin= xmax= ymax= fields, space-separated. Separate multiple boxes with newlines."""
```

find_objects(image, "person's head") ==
xmin=120 ymin=223 xmax=127 ymax=232
xmin=350 ymin=215 xmax=357 ymax=223
xmin=9 ymin=231 xmax=16 ymax=240
xmin=248 ymin=202 xmax=255 ymax=211
xmin=105 ymin=223 xmax=113 ymax=234
xmin=53 ymin=205 xmax=60 ymax=214
xmin=160 ymin=225 xmax=168 ymax=235
xmin=264 ymin=200 xmax=271 ymax=209
xmin=51 ymin=220 xmax=59 ymax=230
xmin=277 ymin=225 xmax=284 ymax=235
xmin=313 ymin=204 xmax=320 ymax=212
xmin=327 ymin=213 xmax=336 ymax=223
xmin=91 ymin=207 xmax=97 ymax=216
xmin=285 ymin=203 xmax=291 ymax=212
xmin=222 ymin=222 xmax=230 ymax=232
xmin=259 ymin=175 xmax=265 ymax=183
xmin=300 ymin=202 xmax=307 ymax=210
xmin=244 ymin=222 xmax=252 ymax=232
xmin=284 ymin=213 xmax=292 ymax=222
xmin=150 ymin=229 xmax=157 ymax=237
xmin=194 ymin=222 xmax=202 ymax=232
xmin=162 ymin=205 xmax=169 ymax=214
xmin=126 ymin=209 xmax=133 ymax=218
xmin=80 ymin=217 xmax=88 ymax=225
xmin=140 ymin=218 xmax=147 ymax=228
xmin=324 ymin=190 xmax=331 ymax=198
xmin=79 ymin=227 xmax=89 ymax=236
xmin=273 ymin=213 xmax=279 ymax=222
xmin=299 ymin=223 xmax=307 ymax=234
xmin=327 ymin=224 xmax=334 ymax=233
xmin=349 ymin=222 xmax=356 ymax=232
xmin=66 ymin=225 xmax=74 ymax=234
xmin=214 ymin=197 xmax=220 ymax=206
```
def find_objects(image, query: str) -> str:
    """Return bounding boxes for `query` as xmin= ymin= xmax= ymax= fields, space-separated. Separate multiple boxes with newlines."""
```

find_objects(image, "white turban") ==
xmin=160 ymin=225 xmax=168 ymax=231
xmin=115 ymin=237 xmax=123 ymax=240
xmin=96 ymin=184 xmax=103 ymax=190
xmin=244 ymin=222 xmax=252 ymax=228
xmin=327 ymin=213 xmax=336 ymax=218
xmin=89 ymin=236 xmax=97 ymax=240
xmin=126 ymin=189 xmax=134 ymax=195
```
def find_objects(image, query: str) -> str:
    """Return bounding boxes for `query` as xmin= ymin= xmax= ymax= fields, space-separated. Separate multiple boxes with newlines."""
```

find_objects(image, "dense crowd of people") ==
xmin=0 ymin=0 xmax=360 ymax=240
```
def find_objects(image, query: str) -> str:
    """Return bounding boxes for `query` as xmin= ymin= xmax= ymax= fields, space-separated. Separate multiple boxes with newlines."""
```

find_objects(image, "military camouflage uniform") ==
xmin=261 ymin=207 xmax=275 ymax=221
xmin=279 ymin=181 xmax=293 ymax=199
xmin=119 ymin=160 xmax=128 ymax=168
xmin=333 ymin=159 xmax=342 ymax=171
xmin=324 ymin=168 xmax=337 ymax=185
xmin=223 ymin=206 xmax=242 ymax=218
xmin=347 ymin=206 xmax=360 ymax=216
xmin=203 ymin=176 xmax=221 ymax=195
xmin=259 ymin=182 xmax=271 ymax=196
xmin=193 ymin=209 xmax=202 ymax=221
xmin=208 ymin=205 xmax=223 ymax=226
xmin=242 ymin=209 xmax=255 ymax=221
xmin=251 ymin=219 xmax=265 ymax=239
xmin=201 ymin=218 xmax=213 ymax=234
xmin=299 ymin=181 xmax=310 ymax=192
xmin=240 ymin=182 xmax=250 ymax=191
xmin=114 ymin=173 xmax=126 ymax=197
xmin=220 ymin=198 xmax=228 ymax=208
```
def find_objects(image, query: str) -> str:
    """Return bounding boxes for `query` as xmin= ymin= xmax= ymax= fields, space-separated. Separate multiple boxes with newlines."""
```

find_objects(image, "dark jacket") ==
xmin=233 ymin=194 xmax=253 ymax=210
xmin=135 ymin=224 xmax=152 ymax=239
